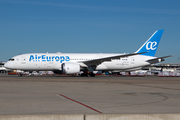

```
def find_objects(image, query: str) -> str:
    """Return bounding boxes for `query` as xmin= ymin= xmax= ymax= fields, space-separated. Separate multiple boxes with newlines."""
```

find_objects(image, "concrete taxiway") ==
xmin=0 ymin=75 xmax=180 ymax=115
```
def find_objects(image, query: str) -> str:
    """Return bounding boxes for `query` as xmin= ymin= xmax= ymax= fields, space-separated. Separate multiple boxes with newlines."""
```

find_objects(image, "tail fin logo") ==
xmin=146 ymin=41 xmax=157 ymax=50
xmin=135 ymin=29 xmax=164 ymax=57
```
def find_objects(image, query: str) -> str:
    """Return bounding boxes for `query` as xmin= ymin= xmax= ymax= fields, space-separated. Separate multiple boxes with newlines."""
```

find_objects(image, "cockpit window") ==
xmin=8 ymin=58 xmax=15 ymax=61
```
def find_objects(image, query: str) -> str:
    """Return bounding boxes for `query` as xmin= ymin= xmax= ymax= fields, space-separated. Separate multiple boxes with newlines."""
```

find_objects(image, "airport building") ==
xmin=148 ymin=63 xmax=180 ymax=72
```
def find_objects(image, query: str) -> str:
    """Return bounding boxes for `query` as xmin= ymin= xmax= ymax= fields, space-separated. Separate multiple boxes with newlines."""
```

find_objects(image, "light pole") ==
xmin=178 ymin=58 xmax=179 ymax=67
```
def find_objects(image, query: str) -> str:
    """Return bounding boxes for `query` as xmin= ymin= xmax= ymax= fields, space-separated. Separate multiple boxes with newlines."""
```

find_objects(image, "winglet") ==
xmin=135 ymin=30 xmax=164 ymax=57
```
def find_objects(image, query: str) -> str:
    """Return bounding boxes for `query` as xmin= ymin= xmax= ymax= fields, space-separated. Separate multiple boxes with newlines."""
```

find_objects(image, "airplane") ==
xmin=4 ymin=29 xmax=171 ymax=77
xmin=0 ymin=62 xmax=6 ymax=71
xmin=0 ymin=62 xmax=5 ymax=65
xmin=0 ymin=66 xmax=7 ymax=71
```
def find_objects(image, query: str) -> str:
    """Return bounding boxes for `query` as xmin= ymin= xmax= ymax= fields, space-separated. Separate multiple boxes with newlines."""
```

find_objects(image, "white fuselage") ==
xmin=4 ymin=53 xmax=154 ymax=72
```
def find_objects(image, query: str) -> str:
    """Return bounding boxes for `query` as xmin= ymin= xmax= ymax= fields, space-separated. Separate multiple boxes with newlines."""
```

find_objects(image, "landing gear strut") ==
xmin=18 ymin=73 xmax=22 ymax=77
xmin=81 ymin=71 xmax=95 ymax=77
xmin=81 ymin=71 xmax=88 ymax=77
xmin=89 ymin=72 xmax=95 ymax=77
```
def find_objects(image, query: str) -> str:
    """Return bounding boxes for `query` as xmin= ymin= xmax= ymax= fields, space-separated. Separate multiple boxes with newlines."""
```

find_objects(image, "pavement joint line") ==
xmin=58 ymin=94 xmax=103 ymax=114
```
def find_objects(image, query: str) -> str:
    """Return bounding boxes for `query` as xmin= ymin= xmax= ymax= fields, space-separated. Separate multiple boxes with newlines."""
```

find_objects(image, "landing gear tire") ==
xmin=18 ymin=73 xmax=22 ymax=77
xmin=89 ymin=73 xmax=95 ymax=77
xmin=81 ymin=72 xmax=88 ymax=77
xmin=81 ymin=71 xmax=95 ymax=77
xmin=81 ymin=73 xmax=85 ymax=77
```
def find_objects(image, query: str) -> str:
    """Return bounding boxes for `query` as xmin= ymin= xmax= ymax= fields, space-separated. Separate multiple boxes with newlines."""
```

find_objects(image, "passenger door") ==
xmin=130 ymin=57 xmax=135 ymax=64
xmin=21 ymin=56 xmax=26 ymax=64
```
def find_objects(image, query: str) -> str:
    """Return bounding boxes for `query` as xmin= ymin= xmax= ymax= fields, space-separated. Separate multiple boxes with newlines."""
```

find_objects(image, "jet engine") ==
xmin=61 ymin=62 xmax=80 ymax=74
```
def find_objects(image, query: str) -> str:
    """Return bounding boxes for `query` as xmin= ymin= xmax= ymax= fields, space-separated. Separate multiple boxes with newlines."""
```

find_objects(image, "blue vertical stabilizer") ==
xmin=135 ymin=30 xmax=164 ymax=57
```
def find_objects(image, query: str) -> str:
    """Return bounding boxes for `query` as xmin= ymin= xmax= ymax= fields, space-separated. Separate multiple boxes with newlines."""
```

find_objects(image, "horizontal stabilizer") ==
xmin=146 ymin=55 xmax=172 ymax=63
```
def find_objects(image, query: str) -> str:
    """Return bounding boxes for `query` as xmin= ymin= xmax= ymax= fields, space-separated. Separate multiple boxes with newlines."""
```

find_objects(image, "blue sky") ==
xmin=0 ymin=0 xmax=180 ymax=63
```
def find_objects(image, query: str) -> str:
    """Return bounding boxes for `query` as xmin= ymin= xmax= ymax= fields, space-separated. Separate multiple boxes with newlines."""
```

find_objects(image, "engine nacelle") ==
xmin=62 ymin=62 xmax=80 ymax=74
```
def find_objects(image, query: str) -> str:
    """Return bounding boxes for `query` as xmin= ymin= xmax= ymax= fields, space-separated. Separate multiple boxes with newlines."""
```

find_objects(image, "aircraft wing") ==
xmin=146 ymin=55 xmax=172 ymax=63
xmin=79 ymin=52 xmax=147 ymax=66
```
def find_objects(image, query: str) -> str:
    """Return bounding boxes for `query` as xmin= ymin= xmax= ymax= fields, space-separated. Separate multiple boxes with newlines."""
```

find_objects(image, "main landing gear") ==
xmin=18 ymin=73 xmax=22 ymax=77
xmin=81 ymin=71 xmax=95 ymax=77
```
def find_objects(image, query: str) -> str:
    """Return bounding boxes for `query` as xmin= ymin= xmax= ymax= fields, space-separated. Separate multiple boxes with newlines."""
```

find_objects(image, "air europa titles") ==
xmin=29 ymin=55 xmax=70 ymax=63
